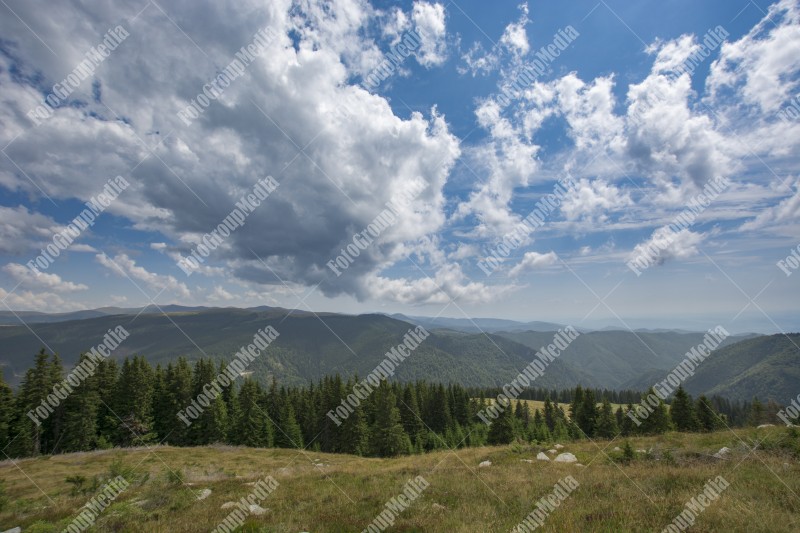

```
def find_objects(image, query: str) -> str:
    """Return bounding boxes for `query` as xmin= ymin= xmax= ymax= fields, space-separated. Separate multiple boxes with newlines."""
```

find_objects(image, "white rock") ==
xmin=249 ymin=504 xmax=267 ymax=515
xmin=2 ymin=528 xmax=22 ymax=533
xmin=575 ymin=463 xmax=584 ymax=467
xmin=613 ymin=447 xmax=621 ymax=452
xmin=479 ymin=460 xmax=492 ymax=467
xmin=713 ymin=447 xmax=731 ymax=459
xmin=547 ymin=449 xmax=557 ymax=454
xmin=554 ymin=453 xmax=577 ymax=463
xmin=196 ymin=488 xmax=212 ymax=501
xmin=520 ymin=459 xmax=533 ymax=463
xmin=636 ymin=449 xmax=647 ymax=453
xmin=221 ymin=502 xmax=236 ymax=509
xmin=554 ymin=444 xmax=564 ymax=449
xmin=536 ymin=452 xmax=550 ymax=461
xmin=757 ymin=424 xmax=775 ymax=428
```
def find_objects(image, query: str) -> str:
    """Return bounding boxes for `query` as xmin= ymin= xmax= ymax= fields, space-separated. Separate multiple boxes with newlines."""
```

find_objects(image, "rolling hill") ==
xmin=681 ymin=333 xmax=800 ymax=403
xmin=0 ymin=308 xmax=596 ymax=390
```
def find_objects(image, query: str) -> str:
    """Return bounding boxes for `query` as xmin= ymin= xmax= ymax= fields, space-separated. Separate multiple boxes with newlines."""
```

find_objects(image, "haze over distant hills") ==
xmin=0 ymin=306 xmax=796 ymax=403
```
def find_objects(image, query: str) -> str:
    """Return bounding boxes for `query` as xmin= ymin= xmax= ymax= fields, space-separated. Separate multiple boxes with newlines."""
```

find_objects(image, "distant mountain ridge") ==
xmin=0 ymin=307 xmax=795 ymax=404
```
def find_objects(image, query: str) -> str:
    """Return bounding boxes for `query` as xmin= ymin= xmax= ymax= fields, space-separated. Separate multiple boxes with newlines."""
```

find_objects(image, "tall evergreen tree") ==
xmin=369 ymin=386 xmax=410 ymax=456
xmin=695 ymin=395 xmax=722 ymax=432
xmin=595 ymin=397 xmax=619 ymax=439
xmin=487 ymin=405 xmax=516 ymax=445
xmin=670 ymin=386 xmax=699 ymax=432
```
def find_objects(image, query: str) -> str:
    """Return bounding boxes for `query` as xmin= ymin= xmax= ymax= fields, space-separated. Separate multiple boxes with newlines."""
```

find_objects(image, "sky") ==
xmin=0 ymin=0 xmax=798 ymax=333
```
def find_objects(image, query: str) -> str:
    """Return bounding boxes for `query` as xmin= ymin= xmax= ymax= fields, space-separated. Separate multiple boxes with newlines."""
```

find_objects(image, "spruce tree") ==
xmin=0 ymin=370 xmax=13 ymax=448
xmin=369 ymin=386 xmax=410 ymax=456
xmin=595 ymin=397 xmax=619 ymax=439
xmin=233 ymin=379 xmax=271 ymax=447
xmin=670 ymin=386 xmax=699 ymax=432
xmin=60 ymin=354 xmax=100 ymax=452
xmin=487 ymin=404 xmax=516 ymax=445
xmin=696 ymin=395 xmax=721 ymax=432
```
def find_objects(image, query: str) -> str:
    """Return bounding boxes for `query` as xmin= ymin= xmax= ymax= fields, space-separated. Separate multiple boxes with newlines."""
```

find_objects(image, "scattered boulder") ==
xmin=520 ymin=459 xmax=533 ymax=463
xmin=575 ymin=463 xmax=584 ymax=467
xmin=196 ymin=488 xmax=212 ymax=501
xmin=432 ymin=503 xmax=447 ymax=511
xmin=613 ymin=447 xmax=621 ymax=452
xmin=554 ymin=444 xmax=564 ymax=450
xmin=249 ymin=504 xmax=267 ymax=515
xmin=2 ymin=528 xmax=22 ymax=533
xmin=221 ymin=502 xmax=236 ymax=509
xmin=636 ymin=449 xmax=647 ymax=454
xmin=554 ymin=453 xmax=577 ymax=463
xmin=547 ymin=449 xmax=557 ymax=454
xmin=479 ymin=460 xmax=492 ymax=468
xmin=713 ymin=447 xmax=731 ymax=459
xmin=536 ymin=452 xmax=550 ymax=461
xmin=757 ymin=424 xmax=775 ymax=429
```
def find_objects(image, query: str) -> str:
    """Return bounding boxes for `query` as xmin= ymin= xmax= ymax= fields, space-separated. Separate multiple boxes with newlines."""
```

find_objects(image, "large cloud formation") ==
xmin=0 ymin=0 xmax=471 ymax=304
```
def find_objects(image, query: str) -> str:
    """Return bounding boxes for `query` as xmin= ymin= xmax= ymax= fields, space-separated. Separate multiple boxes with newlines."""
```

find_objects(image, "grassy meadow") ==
xmin=1 ymin=426 xmax=798 ymax=532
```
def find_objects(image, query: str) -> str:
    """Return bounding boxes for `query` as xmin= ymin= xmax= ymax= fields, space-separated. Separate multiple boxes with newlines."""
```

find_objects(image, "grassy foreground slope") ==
xmin=1 ymin=427 xmax=799 ymax=532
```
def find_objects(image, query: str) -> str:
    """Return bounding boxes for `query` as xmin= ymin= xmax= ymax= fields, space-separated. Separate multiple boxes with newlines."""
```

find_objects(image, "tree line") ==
xmin=0 ymin=350 xmax=784 ymax=458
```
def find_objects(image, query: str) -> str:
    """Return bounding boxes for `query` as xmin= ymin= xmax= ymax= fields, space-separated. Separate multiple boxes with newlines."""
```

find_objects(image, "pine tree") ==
xmin=0 ymin=370 xmax=13 ymax=448
xmin=10 ymin=349 xmax=59 ymax=456
xmin=59 ymin=354 xmax=101 ymax=452
xmin=695 ymin=395 xmax=721 ymax=432
xmin=233 ymin=379 xmax=271 ymax=447
xmin=369 ymin=386 xmax=410 ymax=456
xmin=639 ymin=389 xmax=671 ymax=434
xmin=273 ymin=391 xmax=303 ymax=448
xmin=543 ymin=396 xmax=556 ymax=431
xmin=113 ymin=356 xmax=155 ymax=446
xmin=748 ymin=397 xmax=764 ymax=426
xmin=670 ymin=386 xmax=699 ymax=432
xmin=399 ymin=384 xmax=423 ymax=439
xmin=189 ymin=359 xmax=228 ymax=445
xmin=94 ymin=358 xmax=118 ymax=446
xmin=576 ymin=388 xmax=598 ymax=437
xmin=595 ymin=397 xmax=619 ymax=439
xmin=487 ymin=405 xmax=516 ymax=445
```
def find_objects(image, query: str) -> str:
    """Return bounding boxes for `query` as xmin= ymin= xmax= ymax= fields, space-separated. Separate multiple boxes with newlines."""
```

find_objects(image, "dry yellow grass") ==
xmin=0 ymin=426 xmax=798 ymax=532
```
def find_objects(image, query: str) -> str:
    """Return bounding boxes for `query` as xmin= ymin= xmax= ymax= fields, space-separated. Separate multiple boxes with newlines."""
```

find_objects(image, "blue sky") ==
xmin=0 ymin=0 xmax=798 ymax=333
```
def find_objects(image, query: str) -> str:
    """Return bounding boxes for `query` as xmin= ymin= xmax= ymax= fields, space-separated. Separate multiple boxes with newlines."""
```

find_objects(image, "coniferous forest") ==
xmin=0 ymin=349 xmax=777 ymax=459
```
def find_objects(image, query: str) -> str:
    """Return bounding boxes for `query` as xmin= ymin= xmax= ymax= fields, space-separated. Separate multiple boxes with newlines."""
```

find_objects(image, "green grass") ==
xmin=1 ymin=427 xmax=798 ymax=532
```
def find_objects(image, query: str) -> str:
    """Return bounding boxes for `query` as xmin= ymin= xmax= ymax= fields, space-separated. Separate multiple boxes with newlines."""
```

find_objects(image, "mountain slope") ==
xmin=682 ymin=333 xmax=800 ymax=403
xmin=0 ymin=309 xmax=596 ymax=389
xmin=496 ymin=330 xmax=755 ymax=388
